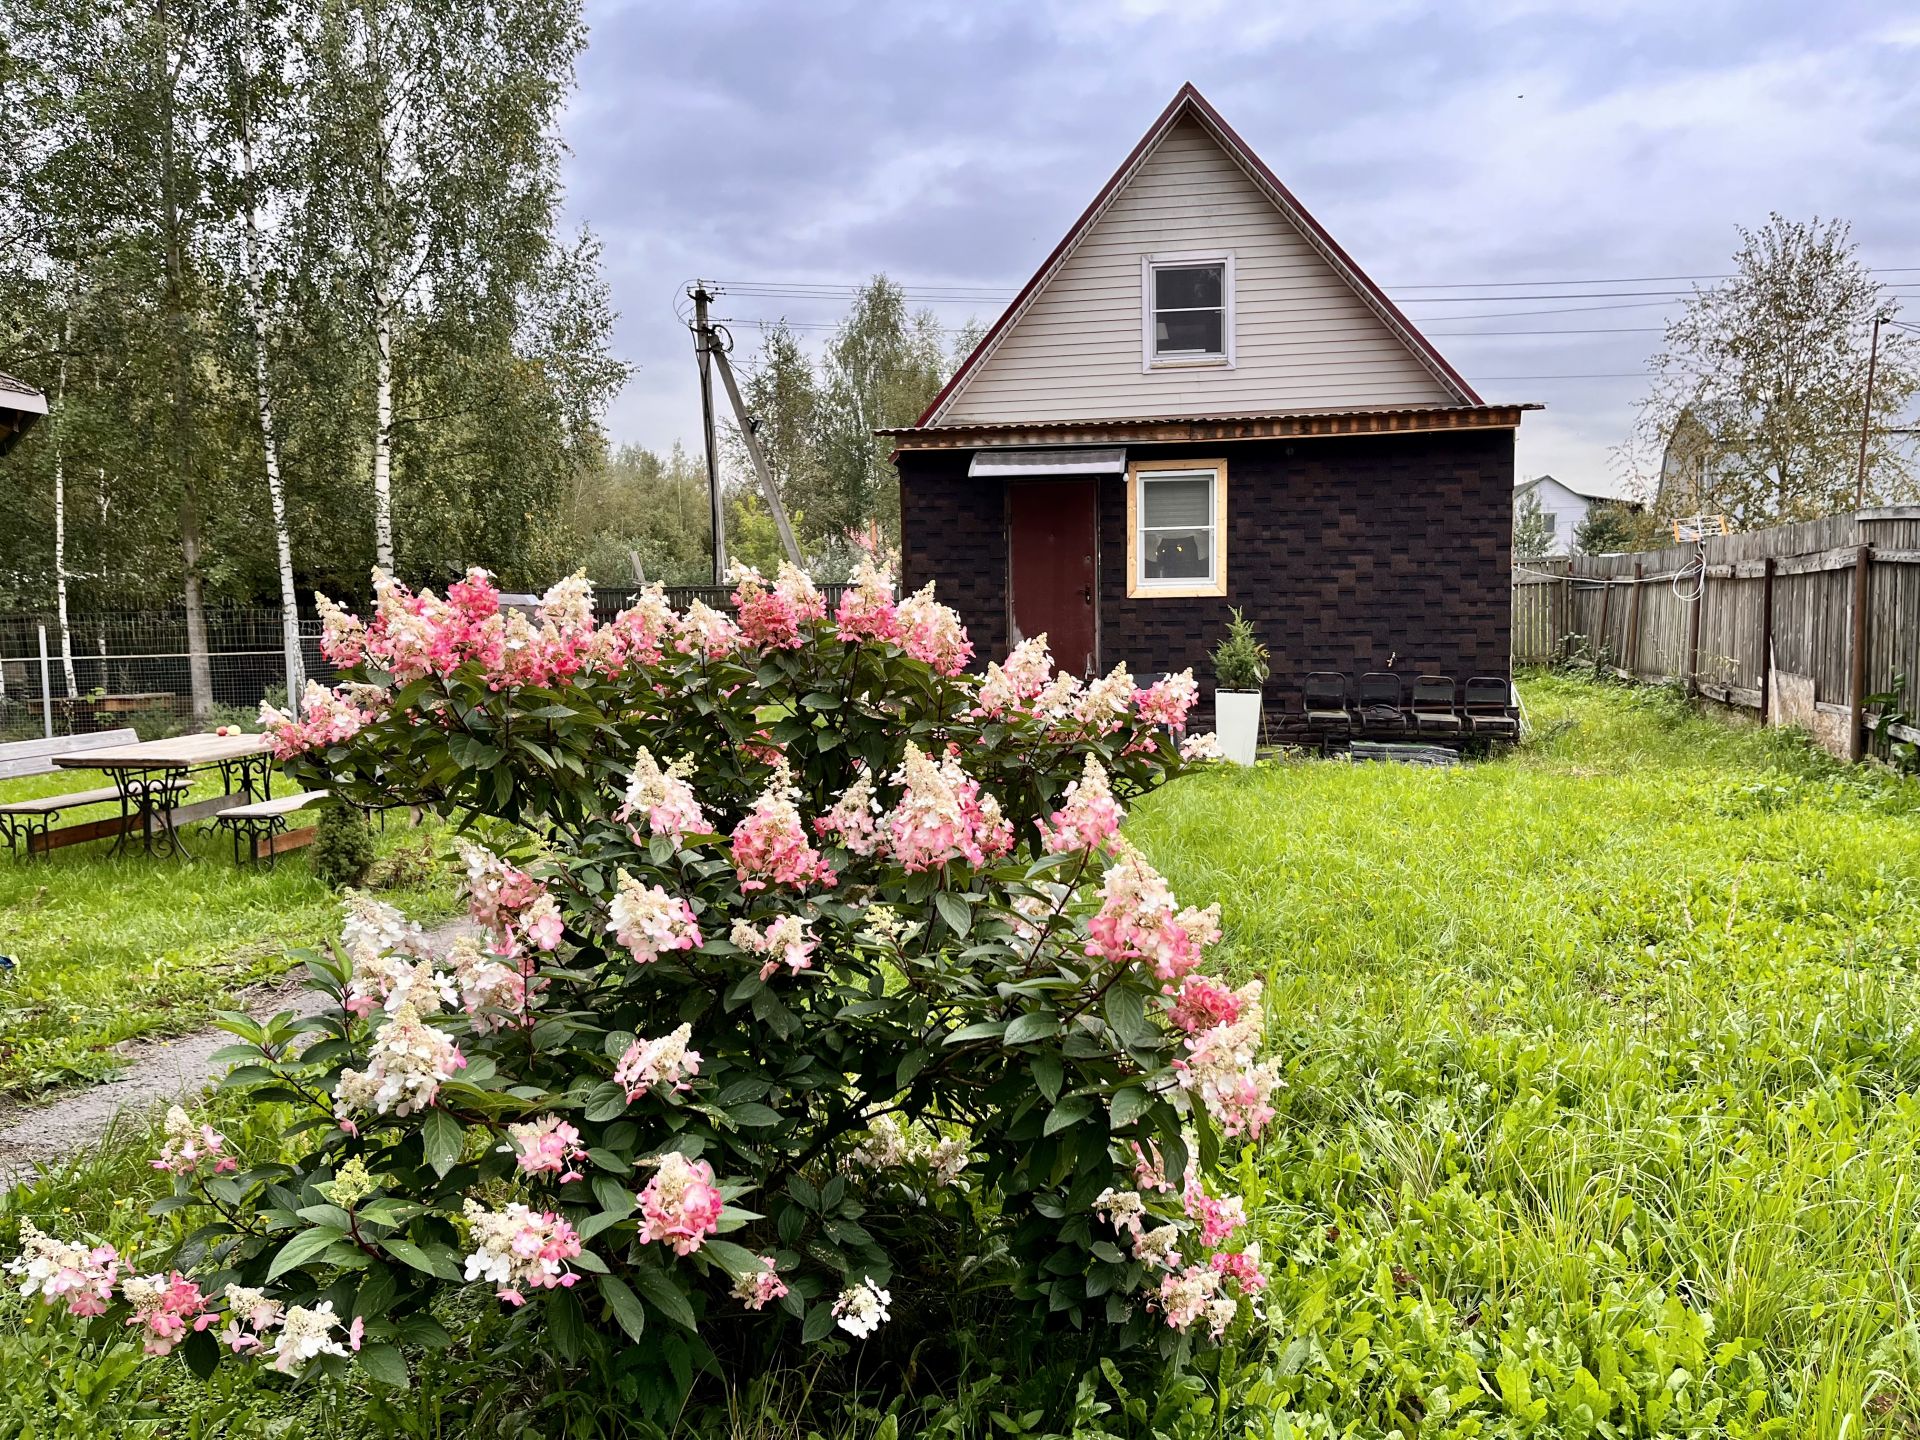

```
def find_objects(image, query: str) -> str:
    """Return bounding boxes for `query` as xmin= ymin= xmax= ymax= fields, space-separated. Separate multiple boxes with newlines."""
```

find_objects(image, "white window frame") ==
xmin=1141 ymin=251 xmax=1235 ymax=372
xmin=1126 ymin=458 xmax=1229 ymax=599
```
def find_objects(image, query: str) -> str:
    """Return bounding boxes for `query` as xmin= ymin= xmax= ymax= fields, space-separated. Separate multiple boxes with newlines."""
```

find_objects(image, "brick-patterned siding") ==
xmin=898 ymin=428 xmax=1514 ymax=703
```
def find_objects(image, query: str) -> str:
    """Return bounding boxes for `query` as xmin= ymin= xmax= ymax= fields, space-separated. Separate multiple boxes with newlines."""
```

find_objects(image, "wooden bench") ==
xmin=1 ymin=778 xmax=195 ymax=857
xmin=0 ymin=730 xmax=187 ymax=858
xmin=216 ymin=790 xmax=330 ymax=867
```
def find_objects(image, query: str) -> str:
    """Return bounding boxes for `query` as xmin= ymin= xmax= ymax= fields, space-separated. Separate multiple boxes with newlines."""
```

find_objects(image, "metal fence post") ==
xmin=37 ymin=624 xmax=54 ymax=739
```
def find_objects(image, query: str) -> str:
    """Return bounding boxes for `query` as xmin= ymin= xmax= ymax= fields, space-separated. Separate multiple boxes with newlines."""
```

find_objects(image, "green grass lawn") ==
xmin=4 ymin=675 xmax=1920 ymax=1435
xmin=0 ymin=767 xmax=457 ymax=1098
xmin=1129 ymin=672 xmax=1920 ymax=1435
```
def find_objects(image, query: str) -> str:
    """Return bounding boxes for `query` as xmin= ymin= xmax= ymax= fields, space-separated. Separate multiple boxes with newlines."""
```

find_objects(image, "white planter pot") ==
xmin=1215 ymin=690 xmax=1263 ymax=765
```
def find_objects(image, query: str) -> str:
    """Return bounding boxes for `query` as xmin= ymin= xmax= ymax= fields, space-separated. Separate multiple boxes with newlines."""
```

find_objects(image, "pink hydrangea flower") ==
xmin=674 ymin=600 xmax=745 ymax=660
xmin=974 ymin=636 xmax=1054 ymax=719
xmin=590 ymin=586 xmax=675 ymax=670
xmin=732 ymin=765 xmax=835 ymax=892
xmin=522 ymin=893 xmax=565 ymax=952
xmin=1168 ymin=975 xmax=1253 ymax=1035
xmin=1133 ymin=670 xmax=1199 ymax=732
xmin=1209 ymin=1243 xmax=1267 ymax=1294
xmin=812 ymin=766 xmax=881 ymax=856
xmin=884 ymin=742 xmax=1013 ymax=872
xmin=1035 ymin=753 xmax=1122 ymax=854
xmin=731 ymin=561 xmax=826 ymax=650
xmin=449 ymin=935 xmax=534 ymax=1033
xmin=635 ymin=1154 xmax=724 ymax=1256
xmin=1073 ymin=663 xmax=1137 ymax=736
xmin=731 ymin=1255 xmax=789 ymax=1310
xmin=731 ymin=914 xmax=817 ymax=982
xmin=7 ymin=1222 xmax=118 ymax=1317
xmin=613 ymin=1023 xmax=702 ymax=1102
xmin=333 ymin=1002 xmax=467 ymax=1125
xmin=315 ymin=593 xmax=367 ymax=667
xmin=258 ymin=681 xmax=373 ymax=761
xmin=609 ymin=870 xmax=702 ymax=963
xmin=454 ymin=840 xmax=552 ymax=950
xmin=1084 ymin=840 xmax=1221 ymax=984
xmin=1158 ymin=1264 xmax=1235 ymax=1337
xmin=506 ymin=1114 xmax=588 ymax=1184
xmin=1182 ymin=1169 xmax=1247 ymax=1249
xmin=834 ymin=558 xmax=902 ymax=644
xmin=618 ymin=748 xmax=709 ymax=846
xmin=152 ymin=1105 xmax=239 ymax=1175
xmin=1175 ymin=1004 xmax=1281 ymax=1140
xmin=462 ymin=1200 xmax=583 ymax=1304
xmin=121 ymin=1271 xmax=213 ymax=1356
xmin=895 ymin=584 xmax=973 ymax=675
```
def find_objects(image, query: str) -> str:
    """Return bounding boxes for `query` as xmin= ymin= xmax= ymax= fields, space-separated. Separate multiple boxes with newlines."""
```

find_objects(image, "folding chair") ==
xmin=1356 ymin=672 xmax=1408 ymax=734
xmin=1411 ymin=676 xmax=1462 ymax=734
xmin=1301 ymin=672 xmax=1352 ymax=739
xmin=1464 ymin=676 xmax=1519 ymax=737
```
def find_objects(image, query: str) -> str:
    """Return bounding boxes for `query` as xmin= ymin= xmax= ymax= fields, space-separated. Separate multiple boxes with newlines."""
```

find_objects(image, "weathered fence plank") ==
xmin=1513 ymin=506 xmax=1920 ymax=761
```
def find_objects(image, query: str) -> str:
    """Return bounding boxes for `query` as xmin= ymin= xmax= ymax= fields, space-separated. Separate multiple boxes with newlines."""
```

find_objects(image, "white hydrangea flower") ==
xmin=832 ymin=1279 xmax=891 ymax=1338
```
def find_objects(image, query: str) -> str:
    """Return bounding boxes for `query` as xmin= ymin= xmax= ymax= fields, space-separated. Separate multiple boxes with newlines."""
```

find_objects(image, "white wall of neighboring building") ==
xmin=1517 ymin=476 xmax=1598 ymax=556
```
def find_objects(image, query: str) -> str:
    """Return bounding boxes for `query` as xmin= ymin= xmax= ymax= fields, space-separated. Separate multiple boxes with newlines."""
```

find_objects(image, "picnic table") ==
xmin=52 ymin=732 xmax=275 ymax=859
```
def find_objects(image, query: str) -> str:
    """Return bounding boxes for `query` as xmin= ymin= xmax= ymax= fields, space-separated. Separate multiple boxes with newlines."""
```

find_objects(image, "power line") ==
xmin=1425 ymin=326 xmax=1668 ymax=336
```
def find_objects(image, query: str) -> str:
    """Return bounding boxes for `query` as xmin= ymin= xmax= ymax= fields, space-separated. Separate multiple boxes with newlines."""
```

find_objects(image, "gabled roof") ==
xmin=1515 ymin=474 xmax=1635 ymax=505
xmin=917 ymin=82 xmax=1482 ymax=429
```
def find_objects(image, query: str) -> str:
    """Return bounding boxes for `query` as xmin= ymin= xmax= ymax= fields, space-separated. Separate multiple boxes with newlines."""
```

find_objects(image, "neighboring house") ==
xmin=886 ymin=83 xmax=1527 ymax=705
xmin=1513 ymin=475 xmax=1637 ymax=556
xmin=0 ymin=372 xmax=47 ymax=457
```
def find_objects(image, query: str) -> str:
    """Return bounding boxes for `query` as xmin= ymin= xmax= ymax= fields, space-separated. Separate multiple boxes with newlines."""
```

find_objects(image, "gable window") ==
xmin=1142 ymin=253 xmax=1235 ymax=370
xmin=1127 ymin=458 xmax=1229 ymax=598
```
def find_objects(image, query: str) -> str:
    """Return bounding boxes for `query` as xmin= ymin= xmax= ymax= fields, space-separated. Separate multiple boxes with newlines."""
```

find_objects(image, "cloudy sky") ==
xmin=559 ymin=0 xmax=1920 ymax=495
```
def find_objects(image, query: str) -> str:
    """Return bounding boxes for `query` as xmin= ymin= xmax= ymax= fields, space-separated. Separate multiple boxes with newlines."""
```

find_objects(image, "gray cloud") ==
xmin=562 ymin=0 xmax=1920 ymax=490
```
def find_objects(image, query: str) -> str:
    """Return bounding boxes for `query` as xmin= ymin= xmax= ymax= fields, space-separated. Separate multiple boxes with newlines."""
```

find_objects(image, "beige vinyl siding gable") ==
xmin=940 ymin=117 xmax=1457 ymax=424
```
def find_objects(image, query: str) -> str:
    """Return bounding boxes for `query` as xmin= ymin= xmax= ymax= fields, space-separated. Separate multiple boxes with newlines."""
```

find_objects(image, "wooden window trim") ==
xmin=1127 ymin=458 xmax=1229 ymax=598
xmin=1141 ymin=252 xmax=1236 ymax=372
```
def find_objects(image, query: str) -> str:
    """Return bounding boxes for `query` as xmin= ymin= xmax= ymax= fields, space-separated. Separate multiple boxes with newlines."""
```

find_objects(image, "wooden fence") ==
xmin=1513 ymin=505 xmax=1920 ymax=759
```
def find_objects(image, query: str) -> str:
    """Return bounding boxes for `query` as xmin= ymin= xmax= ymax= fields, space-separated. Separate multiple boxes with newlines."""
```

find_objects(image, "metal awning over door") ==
xmin=967 ymin=447 xmax=1126 ymax=478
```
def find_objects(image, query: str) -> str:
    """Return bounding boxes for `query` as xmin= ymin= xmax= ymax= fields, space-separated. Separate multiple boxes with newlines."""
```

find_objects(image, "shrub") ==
xmin=8 ymin=562 xmax=1271 ymax=1412
xmin=1209 ymin=609 xmax=1269 ymax=693
xmin=311 ymin=804 xmax=376 ymax=888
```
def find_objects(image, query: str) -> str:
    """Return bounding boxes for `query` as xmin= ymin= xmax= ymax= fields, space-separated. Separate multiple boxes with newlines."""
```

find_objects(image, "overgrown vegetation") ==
xmin=7 ymin=674 xmax=1920 ymax=1435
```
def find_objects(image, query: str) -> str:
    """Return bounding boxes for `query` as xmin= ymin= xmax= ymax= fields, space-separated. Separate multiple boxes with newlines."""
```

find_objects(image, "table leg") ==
xmin=116 ymin=770 xmax=190 ymax=860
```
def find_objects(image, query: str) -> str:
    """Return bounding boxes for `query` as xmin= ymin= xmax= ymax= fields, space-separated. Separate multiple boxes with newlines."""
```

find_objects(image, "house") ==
xmin=0 ymin=372 xmax=47 ymax=457
xmin=1513 ymin=475 xmax=1638 ymax=556
xmin=886 ymin=84 xmax=1528 ymax=711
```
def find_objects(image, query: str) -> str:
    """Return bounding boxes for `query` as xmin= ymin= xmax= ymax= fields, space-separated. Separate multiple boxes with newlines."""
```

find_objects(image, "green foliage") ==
xmin=1631 ymin=213 xmax=1920 ymax=525
xmin=1512 ymin=488 xmax=1556 ymax=561
xmin=1866 ymin=671 xmax=1919 ymax=771
xmin=156 ymin=603 xmax=1224 ymax=1411
xmin=1572 ymin=499 xmax=1661 ymax=555
xmin=1209 ymin=609 xmax=1269 ymax=692
xmin=311 ymin=803 xmax=376 ymax=888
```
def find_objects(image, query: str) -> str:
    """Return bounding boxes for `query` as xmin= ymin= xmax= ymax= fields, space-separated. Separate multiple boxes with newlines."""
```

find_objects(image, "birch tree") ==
xmin=1631 ymin=215 xmax=1920 ymax=527
xmin=226 ymin=1 xmax=304 ymax=709
xmin=302 ymin=0 xmax=585 ymax=573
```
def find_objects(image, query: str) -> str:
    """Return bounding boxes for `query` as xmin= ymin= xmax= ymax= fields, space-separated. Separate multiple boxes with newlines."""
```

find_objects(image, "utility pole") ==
xmin=691 ymin=284 xmax=727 ymax=584
xmin=687 ymin=281 xmax=803 ymax=572
xmin=1856 ymin=313 xmax=1883 ymax=510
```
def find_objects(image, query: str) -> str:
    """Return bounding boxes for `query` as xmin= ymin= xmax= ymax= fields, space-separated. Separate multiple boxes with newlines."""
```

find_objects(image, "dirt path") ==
xmin=0 ymin=917 xmax=474 ymax=1184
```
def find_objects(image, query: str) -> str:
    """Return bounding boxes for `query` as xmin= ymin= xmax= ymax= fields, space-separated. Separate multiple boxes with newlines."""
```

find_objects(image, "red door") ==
xmin=1008 ymin=480 xmax=1098 ymax=678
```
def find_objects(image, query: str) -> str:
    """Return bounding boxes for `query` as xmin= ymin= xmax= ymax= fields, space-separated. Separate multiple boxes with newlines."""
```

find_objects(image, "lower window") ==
xmin=1127 ymin=459 xmax=1228 ymax=598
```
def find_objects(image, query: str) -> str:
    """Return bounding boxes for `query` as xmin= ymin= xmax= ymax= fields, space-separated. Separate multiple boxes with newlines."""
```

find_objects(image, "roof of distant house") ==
xmin=1514 ymin=474 xmax=1637 ymax=505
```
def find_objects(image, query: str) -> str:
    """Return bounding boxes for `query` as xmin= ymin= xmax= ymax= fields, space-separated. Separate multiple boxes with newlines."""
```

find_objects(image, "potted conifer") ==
xmin=1210 ymin=608 xmax=1269 ymax=765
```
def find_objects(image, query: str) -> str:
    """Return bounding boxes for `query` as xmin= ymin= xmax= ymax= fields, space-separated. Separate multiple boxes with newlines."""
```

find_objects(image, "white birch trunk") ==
xmin=239 ymin=119 xmax=305 ymax=716
xmin=373 ymin=287 xmax=394 ymax=571
xmin=52 ymin=310 xmax=75 ymax=697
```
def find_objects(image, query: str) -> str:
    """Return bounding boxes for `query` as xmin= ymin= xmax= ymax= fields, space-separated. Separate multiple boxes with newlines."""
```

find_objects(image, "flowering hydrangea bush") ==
xmin=11 ymin=561 xmax=1278 ymax=1397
